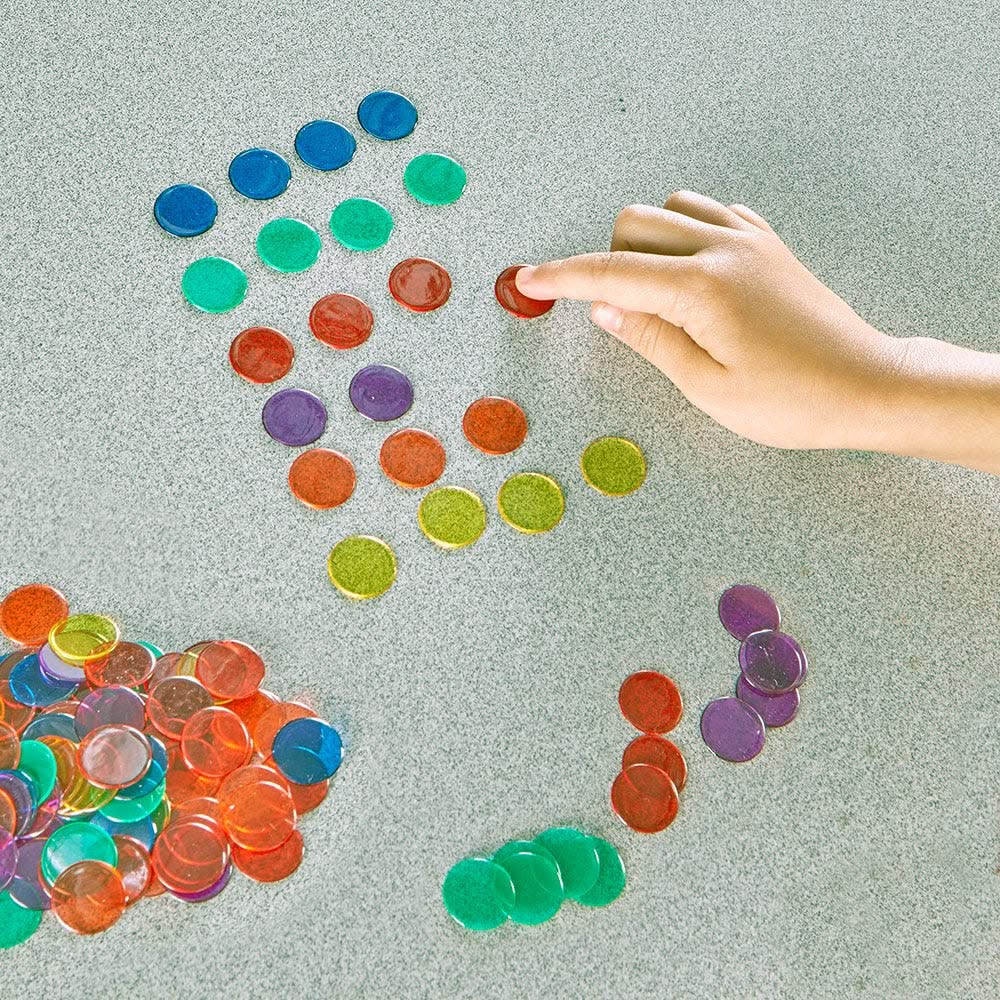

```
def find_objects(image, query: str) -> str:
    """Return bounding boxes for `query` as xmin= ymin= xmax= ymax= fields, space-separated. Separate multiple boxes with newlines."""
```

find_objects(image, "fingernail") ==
xmin=515 ymin=265 xmax=537 ymax=288
xmin=592 ymin=303 xmax=623 ymax=333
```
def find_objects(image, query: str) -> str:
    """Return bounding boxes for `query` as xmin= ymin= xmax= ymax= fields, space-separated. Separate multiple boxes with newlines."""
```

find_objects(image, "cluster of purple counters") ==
xmin=700 ymin=585 xmax=808 ymax=763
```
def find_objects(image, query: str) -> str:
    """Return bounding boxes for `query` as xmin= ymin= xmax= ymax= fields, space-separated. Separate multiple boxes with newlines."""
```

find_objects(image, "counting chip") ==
xmin=581 ymin=436 xmax=646 ymax=496
xmin=262 ymin=388 xmax=328 ymax=446
xmin=622 ymin=734 xmax=687 ymax=791
xmin=169 ymin=796 xmax=223 ymax=826
xmin=218 ymin=767 xmax=297 ymax=852
xmin=388 ymin=257 xmax=451 ymax=312
xmin=403 ymin=153 xmax=466 ymax=205
xmin=576 ymin=838 xmax=626 ymax=907
xmin=8 ymin=652 xmax=77 ymax=707
xmin=263 ymin=757 xmax=328 ymax=814
xmin=0 ymin=584 xmax=68 ymax=645
xmin=0 ymin=791 xmax=15 ymax=836
xmin=533 ymin=828 xmax=601 ymax=900
xmin=229 ymin=327 xmax=295 ymax=384
xmin=42 ymin=821 xmax=118 ymax=883
xmin=17 ymin=739 xmax=57 ymax=800
xmin=85 ymin=641 xmax=156 ymax=688
xmin=494 ymin=850 xmax=563 ymax=925
xmin=497 ymin=473 xmax=564 ymax=534
xmin=736 ymin=674 xmax=800 ymax=728
xmin=0 ymin=774 xmax=32 ymax=836
xmin=442 ymin=857 xmax=514 ymax=932
xmin=418 ymin=487 xmax=486 ymax=549
xmin=611 ymin=763 xmax=679 ymax=834
xmin=718 ymin=584 xmax=780 ymax=640
xmin=228 ymin=148 xmax=291 ymax=200
xmin=357 ymin=90 xmax=417 ymax=140
xmin=379 ymin=428 xmax=445 ymax=488
xmin=257 ymin=217 xmax=322 ymax=273
xmin=271 ymin=717 xmax=342 ymax=784
xmin=38 ymin=641 xmax=86 ymax=683
xmin=170 ymin=862 xmax=232 ymax=902
xmin=228 ymin=688 xmax=278 ymax=735
xmin=75 ymin=686 xmax=146 ymax=738
xmin=254 ymin=702 xmax=316 ymax=756
xmin=181 ymin=707 xmax=252 ymax=778
xmin=739 ymin=630 xmax=805 ymax=694
xmin=194 ymin=641 xmax=265 ymax=702
xmin=153 ymin=184 xmax=217 ymax=237
xmin=494 ymin=265 xmax=555 ymax=319
xmin=309 ymin=293 xmax=374 ymax=349
xmin=48 ymin=613 xmax=119 ymax=665
xmin=78 ymin=725 xmax=151 ymax=789
xmin=701 ymin=697 xmax=766 ymax=763
xmin=165 ymin=742 xmax=221 ymax=805
xmin=295 ymin=119 xmax=356 ymax=170
xmin=330 ymin=198 xmax=393 ymax=251
xmin=618 ymin=671 xmax=682 ymax=734
xmin=288 ymin=449 xmax=356 ymax=509
xmin=147 ymin=677 xmax=214 ymax=740
xmin=112 ymin=836 xmax=151 ymax=905
xmin=151 ymin=818 xmax=229 ymax=894
xmin=0 ymin=889 xmax=43 ymax=947
xmin=0 ymin=829 xmax=16 ymax=891
xmin=51 ymin=860 xmax=126 ymax=934
xmin=327 ymin=536 xmax=397 ymax=600
xmin=181 ymin=257 xmax=247 ymax=313
xmin=462 ymin=397 xmax=527 ymax=455
xmin=349 ymin=364 xmax=413 ymax=421
xmin=0 ymin=722 xmax=18 ymax=769
xmin=231 ymin=828 xmax=304 ymax=883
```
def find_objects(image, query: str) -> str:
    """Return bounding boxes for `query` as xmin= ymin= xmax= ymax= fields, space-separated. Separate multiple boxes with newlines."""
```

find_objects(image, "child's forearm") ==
xmin=870 ymin=338 xmax=1000 ymax=475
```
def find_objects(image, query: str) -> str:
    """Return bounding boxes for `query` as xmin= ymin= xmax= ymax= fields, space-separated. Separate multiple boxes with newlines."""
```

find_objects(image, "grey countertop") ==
xmin=1 ymin=1 xmax=998 ymax=997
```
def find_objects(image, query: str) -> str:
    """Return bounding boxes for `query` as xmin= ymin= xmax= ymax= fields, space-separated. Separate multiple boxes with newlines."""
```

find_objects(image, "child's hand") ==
xmin=516 ymin=191 xmax=1000 ymax=474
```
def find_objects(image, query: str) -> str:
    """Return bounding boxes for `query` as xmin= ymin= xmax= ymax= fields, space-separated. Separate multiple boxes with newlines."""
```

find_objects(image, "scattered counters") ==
xmin=462 ymin=397 xmax=527 ymax=456
xmin=388 ymin=257 xmax=451 ymax=312
xmin=0 ymin=584 xmax=343 ymax=947
xmin=327 ymin=535 xmax=397 ymax=599
xmin=288 ymin=448 xmax=356 ymax=510
xmin=581 ymin=437 xmax=647 ymax=496
xmin=330 ymin=197 xmax=394 ymax=251
xmin=295 ymin=120 xmax=356 ymax=171
xmin=701 ymin=584 xmax=809 ymax=762
xmin=379 ymin=428 xmax=446 ymax=489
xmin=403 ymin=153 xmax=466 ymax=205
xmin=418 ymin=487 xmax=487 ymax=549
xmin=497 ymin=473 xmax=564 ymax=535
xmin=262 ymin=388 xmax=328 ymax=447
xmin=256 ymin=218 xmax=322 ymax=273
xmin=229 ymin=327 xmax=295 ymax=385
xmin=349 ymin=365 xmax=413 ymax=422
xmin=494 ymin=265 xmax=555 ymax=319
xmin=309 ymin=293 xmax=374 ymax=350
xmin=357 ymin=90 xmax=418 ymax=140
xmin=181 ymin=257 xmax=247 ymax=314
xmin=153 ymin=183 xmax=218 ymax=237
xmin=228 ymin=148 xmax=291 ymax=200
xmin=442 ymin=827 xmax=624 ymax=932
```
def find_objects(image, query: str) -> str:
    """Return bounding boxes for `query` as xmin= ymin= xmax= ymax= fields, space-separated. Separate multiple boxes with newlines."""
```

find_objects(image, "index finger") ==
xmin=515 ymin=252 xmax=698 ymax=318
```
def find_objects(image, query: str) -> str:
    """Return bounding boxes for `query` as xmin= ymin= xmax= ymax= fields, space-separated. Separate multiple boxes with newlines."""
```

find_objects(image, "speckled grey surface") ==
xmin=1 ymin=2 xmax=998 ymax=997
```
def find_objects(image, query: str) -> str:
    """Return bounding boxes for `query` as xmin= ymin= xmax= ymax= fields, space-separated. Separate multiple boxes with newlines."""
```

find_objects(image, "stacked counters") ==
xmin=700 ymin=584 xmax=808 ymax=763
xmin=442 ymin=828 xmax=625 ymax=932
xmin=612 ymin=672 xmax=687 ymax=834
xmin=0 ymin=584 xmax=343 ymax=948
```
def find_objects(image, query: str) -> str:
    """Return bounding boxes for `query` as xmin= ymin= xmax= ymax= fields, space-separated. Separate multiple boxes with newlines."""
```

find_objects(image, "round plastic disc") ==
xmin=418 ymin=487 xmax=486 ymax=549
xmin=495 ymin=265 xmax=555 ymax=319
xmin=8 ymin=652 xmax=77 ymax=707
xmin=51 ymin=860 xmax=126 ymax=934
xmin=357 ymin=90 xmax=417 ymax=140
xmin=736 ymin=674 xmax=800 ymax=728
xmin=38 ymin=641 xmax=86 ymax=683
xmin=253 ymin=702 xmax=316 ymax=757
xmin=309 ymin=293 xmax=374 ymax=349
xmin=75 ymin=685 xmax=146 ymax=738
xmin=611 ymin=762 xmax=679 ymax=834
xmin=151 ymin=817 xmax=229 ymax=893
xmin=153 ymin=184 xmax=217 ymax=237
xmin=218 ymin=767 xmax=296 ymax=852
xmin=441 ymin=857 xmax=514 ymax=931
xmin=738 ymin=630 xmax=805 ymax=694
xmin=181 ymin=707 xmax=252 ymax=778
xmin=462 ymin=397 xmax=527 ymax=455
xmin=497 ymin=472 xmax=564 ymax=534
xmin=78 ymin=725 xmax=151 ymax=789
xmin=404 ymin=153 xmax=466 ymax=205
xmin=0 ymin=889 xmax=43 ymax=947
xmin=146 ymin=677 xmax=214 ymax=741
xmin=229 ymin=327 xmax=294 ymax=384
xmin=388 ymin=257 xmax=451 ymax=312
xmin=6 ymin=837 xmax=50 ymax=911
xmin=169 ymin=860 xmax=232 ymax=902
xmin=228 ymin=688 xmax=278 ymax=735
xmin=165 ymin=742 xmax=221 ymax=805
xmin=701 ymin=697 xmax=767 ymax=763
xmin=18 ymin=739 xmax=57 ymax=800
xmin=493 ymin=850 xmax=563 ymax=925
xmin=533 ymin=827 xmax=601 ymax=900
xmin=327 ymin=536 xmax=397 ymax=599
xmin=48 ymin=614 xmax=119 ymax=665
xmin=618 ymin=670 xmax=683 ymax=734
xmin=85 ymin=641 xmax=155 ymax=688
xmin=330 ymin=198 xmax=393 ymax=251
xmin=576 ymin=837 xmax=626 ymax=907
xmin=271 ymin=717 xmax=343 ymax=784
xmin=288 ymin=448 xmax=356 ymax=509
xmin=231 ymin=827 xmax=304 ymax=883
xmin=181 ymin=257 xmax=247 ymax=313
xmin=228 ymin=148 xmax=291 ymax=200
xmin=257 ymin=217 xmax=321 ymax=273
xmin=349 ymin=364 xmax=413 ymax=421
xmin=718 ymin=584 xmax=781 ymax=640
xmin=0 ymin=584 xmax=68 ymax=645
xmin=112 ymin=836 xmax=152 ymax=904
xmin=581 ymin=437 xmax=647 ymax=496
xmin=0 ymin=722 xmax=19 ymax=769
xmin=42 ymin=821 xmax=118 ymax=883
xmin=295 ymin=119 xmax=356 ymax=170
xmin=194 ymin=640 xmax=265 ymax=701
xmin=0 ymin=828 xmax=17 ymax=891
xmin=379 ymin=428 xmax=445 ymax=489
xmin=262 ymin=388 xmax=328 ymax=446
xmin=622 ymin=734 xmax=687 ymax=791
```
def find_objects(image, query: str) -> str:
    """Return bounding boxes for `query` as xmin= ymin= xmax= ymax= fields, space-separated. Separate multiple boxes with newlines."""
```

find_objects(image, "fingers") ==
xmin=515 ymin=251 xmax=698 ymax=320
xmin=610 ymin=203 xmax=728 ymax=256
xmin=664 ymin=190 xmax=755 ymax=231
xmin=590 ymin=301 xmax=723 ymax=392
xmin=727 ymin=203 xmax=777 ymax=234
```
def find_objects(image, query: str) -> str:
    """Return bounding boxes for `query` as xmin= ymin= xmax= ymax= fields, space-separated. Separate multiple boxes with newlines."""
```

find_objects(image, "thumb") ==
xmin=591 ymin=302 xmax=722 ymax=394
